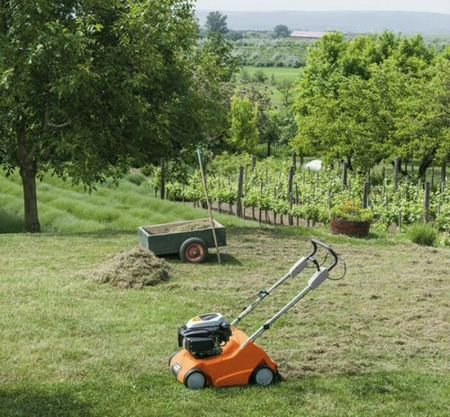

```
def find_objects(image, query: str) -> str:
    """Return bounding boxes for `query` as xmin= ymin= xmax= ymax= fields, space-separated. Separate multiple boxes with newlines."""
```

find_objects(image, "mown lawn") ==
xmin=1 ymin=172 xmax=450 ymax=416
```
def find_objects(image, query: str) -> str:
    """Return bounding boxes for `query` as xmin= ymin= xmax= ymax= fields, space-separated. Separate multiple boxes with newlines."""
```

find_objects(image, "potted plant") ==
xmin=330 ymin=199 xmax=373 ymax=237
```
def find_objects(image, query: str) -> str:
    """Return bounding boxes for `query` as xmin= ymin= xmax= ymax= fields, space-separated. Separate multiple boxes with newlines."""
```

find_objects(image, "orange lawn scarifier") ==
xmin=169 ymin=239 xmax=341 ymax=389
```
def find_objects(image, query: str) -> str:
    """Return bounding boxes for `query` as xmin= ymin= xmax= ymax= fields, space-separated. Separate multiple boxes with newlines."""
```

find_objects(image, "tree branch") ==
xmin=47 ymin=121 xmax=70 ymax=129
xmin=44 ymin=100 xmax=70 ymax=130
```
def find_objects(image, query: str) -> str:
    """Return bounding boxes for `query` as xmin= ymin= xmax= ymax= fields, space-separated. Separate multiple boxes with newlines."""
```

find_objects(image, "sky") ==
xmin=195 ymin=0 xmax=450 ymax=14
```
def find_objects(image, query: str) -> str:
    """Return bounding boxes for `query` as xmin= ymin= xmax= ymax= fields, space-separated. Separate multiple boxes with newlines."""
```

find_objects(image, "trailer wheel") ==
xmin=179 ymin=238 xmax=208 ymax=263
xmin=251 ymin=366 xmax=275 ymax=386
xmin=184 ymin=370 xmax=206 ymax=389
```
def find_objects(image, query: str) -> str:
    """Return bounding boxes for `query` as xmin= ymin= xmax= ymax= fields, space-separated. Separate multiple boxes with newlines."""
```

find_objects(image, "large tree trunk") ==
xmin=19 ymin=162 xmax=40 ymax=233
xmin=418 ymin=155 xmax=434 ymax=181
xmin=17 ymin=125 xmax=41 ymax=233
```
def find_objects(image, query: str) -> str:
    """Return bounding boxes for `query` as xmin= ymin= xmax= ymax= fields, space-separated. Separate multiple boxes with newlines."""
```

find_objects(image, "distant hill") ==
xmin=196 ymin=10 xmax=450 ymax=34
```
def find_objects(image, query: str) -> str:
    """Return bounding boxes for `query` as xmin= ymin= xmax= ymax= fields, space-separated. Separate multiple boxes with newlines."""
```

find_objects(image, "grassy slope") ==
xmin=237 ymin=66 xmax=302 ymax=108
xmin=1 ymin=173 xmax=450 ymax=416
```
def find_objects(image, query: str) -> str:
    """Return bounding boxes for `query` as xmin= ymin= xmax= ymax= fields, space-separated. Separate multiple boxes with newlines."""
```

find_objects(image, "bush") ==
xmin=252 ymin=70 xmax=267 ymax=83
xmin=407 ymin=222 xmax=437 ymax=246
xmin=125 ymin=173 xmax=147 ymax=186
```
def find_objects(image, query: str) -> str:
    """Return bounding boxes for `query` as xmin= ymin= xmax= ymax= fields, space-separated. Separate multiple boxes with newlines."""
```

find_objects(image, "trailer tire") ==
xmin=251 ymin=365 xmax=275 ymax=386
xmin=184 ymin=370 xmax=206 ymax=389
xmin=179 ymin=238 xmax=208 ymax=263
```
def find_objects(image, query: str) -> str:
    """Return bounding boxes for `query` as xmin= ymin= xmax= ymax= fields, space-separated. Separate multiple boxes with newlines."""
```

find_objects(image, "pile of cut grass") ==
xmin=84 ymin=246 xmax=171 ymax=289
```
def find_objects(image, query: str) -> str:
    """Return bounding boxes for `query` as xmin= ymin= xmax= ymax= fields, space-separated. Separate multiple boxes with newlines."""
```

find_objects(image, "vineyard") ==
xmin=151 ymin=153 xmax=450 ymax=241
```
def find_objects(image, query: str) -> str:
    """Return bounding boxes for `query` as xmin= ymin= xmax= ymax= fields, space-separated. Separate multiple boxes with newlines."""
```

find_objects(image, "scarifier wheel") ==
xmin=251 ymin=366 xmax=275 ymax=386
xmin=179 ymin=238 xmax=208 ymax=263
xmin=184 ymin=370 xmax=207 ymax=389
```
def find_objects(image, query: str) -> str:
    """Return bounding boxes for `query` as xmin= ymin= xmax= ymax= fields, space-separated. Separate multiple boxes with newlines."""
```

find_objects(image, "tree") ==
xmin=193 ymin=31 xmax=237 ymax=151
xmin=276 ymin=80 xmax=295 ymax=107
xmin=228 ymin=95 xmax=259 ymax=153
xmin=236 ymin=84 xmax=275 ymax=146
xmin=393 ymin=55 xmax=450 ymax=178
xmin=273 ymin=25 xmax=290 ymax=38
xmin=205 ymin=11 xmax=228 ymax=35
xmin=291 ymin=32 xmax=438 ymax=173
xmin=0 ymin=0 xmax=201 ymax=232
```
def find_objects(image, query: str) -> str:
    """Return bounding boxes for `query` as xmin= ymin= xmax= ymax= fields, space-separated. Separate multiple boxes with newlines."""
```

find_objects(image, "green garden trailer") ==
xmin=138 ymin=219 xmax=226 ymax=263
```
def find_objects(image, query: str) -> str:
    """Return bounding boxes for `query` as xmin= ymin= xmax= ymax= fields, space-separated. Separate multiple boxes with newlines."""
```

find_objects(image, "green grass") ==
xmin=237 ymin=66 xmax=302 ymax=108
xmin=1 ymin=171 xmax=450 ymax=416
xmin=0 ymin=171 xmax=250 ymax=234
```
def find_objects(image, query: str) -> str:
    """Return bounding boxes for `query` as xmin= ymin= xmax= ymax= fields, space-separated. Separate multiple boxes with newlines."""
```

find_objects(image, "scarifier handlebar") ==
xmin=309 ymin=238 xmax=338 ymax=272
xmin=231 ymin=239 xmax=338 ymax=328
xmin=240 ymin=239 xmax=340 ymax=349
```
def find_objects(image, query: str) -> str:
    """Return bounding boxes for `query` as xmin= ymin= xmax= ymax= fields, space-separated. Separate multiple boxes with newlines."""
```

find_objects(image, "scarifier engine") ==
xmin=177 ymin=313 xmax=232 ymax=359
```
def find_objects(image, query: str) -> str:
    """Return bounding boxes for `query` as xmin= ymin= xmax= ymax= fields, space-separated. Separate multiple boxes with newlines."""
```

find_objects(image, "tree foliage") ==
xmin=273 ymin=25 xmax=290 ymax=38
xmin=228 ymin=95 xmax=259 ymax=153
xmin=193 ymin=31 xmax=237 ymax=150
xmin=205 ymin=11 xmax=228 ymax=35
xmin=0 ymin=0 xmax=202 ymax=232
xmin=291 ymin=32 xmax=446 ymax=175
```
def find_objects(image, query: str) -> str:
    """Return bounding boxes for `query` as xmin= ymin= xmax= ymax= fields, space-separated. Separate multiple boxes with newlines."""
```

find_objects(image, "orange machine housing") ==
xmin=169 ymin=326 xmax=278 ymax=387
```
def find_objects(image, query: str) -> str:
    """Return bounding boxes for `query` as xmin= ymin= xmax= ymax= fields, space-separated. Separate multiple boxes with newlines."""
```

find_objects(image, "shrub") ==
xmin=252 ymin=70 xmax=267 ymax=83
xmin=407 ymin=222 xmax=437 ymax=246
xmin=125 ymin=173 xmax=147 ymax=186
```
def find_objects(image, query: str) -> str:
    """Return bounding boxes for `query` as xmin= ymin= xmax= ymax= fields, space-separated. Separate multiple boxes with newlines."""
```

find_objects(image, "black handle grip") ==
xmin=310 ymin=239 xmax=338 ymax=271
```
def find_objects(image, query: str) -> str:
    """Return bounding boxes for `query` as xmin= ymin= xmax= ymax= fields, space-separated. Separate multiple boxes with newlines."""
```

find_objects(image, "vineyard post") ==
xmin=363 ymin=181 xmax=370 ymax=208
xmin=217 ymin=179 xmax=221 ymax=213
xmin=259 ymin=179 xmax=263 ymax=224
xmin=292 ymin=153 xmax=297 ymax=171
xmin=441 ymin=160 xmax=447 ymax=184
xmin=251 ymin=156 xmax=256 ymax=172
xmin=398 ymin=210 xmax=402 ymax=230
xmin=159 ymin=159 xmax=165 ymax=200
xmin=394 ymin=157 xmax=399 ymax=193
xmin=424 ymin=181 xmax=430 ymax=223
xmin=236 ymin=166 xmax=244 ymax=219
xmin=244 ymin=165 xmax=248 ymax=197
xmin=273 ymin=187 xmax=277 ymax=225
xmin=288 ymin=166 xmax=294 ymax=226
xmin=342 ymin=162 xmax=348 ymax=190
xmin=432 ymin=166 xmax=435 ymax=188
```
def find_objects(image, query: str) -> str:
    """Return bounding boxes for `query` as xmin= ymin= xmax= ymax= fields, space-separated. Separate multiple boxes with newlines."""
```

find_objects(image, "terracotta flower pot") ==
xmin=330 ymin=216 xmax=370 ymax=237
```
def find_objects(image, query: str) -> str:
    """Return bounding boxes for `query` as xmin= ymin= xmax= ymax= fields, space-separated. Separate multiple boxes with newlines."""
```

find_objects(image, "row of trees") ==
xmin=2 ymin=4 xmax=449 ymax=233
xmin=291 ymin=32 xmax=450 ymax=177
